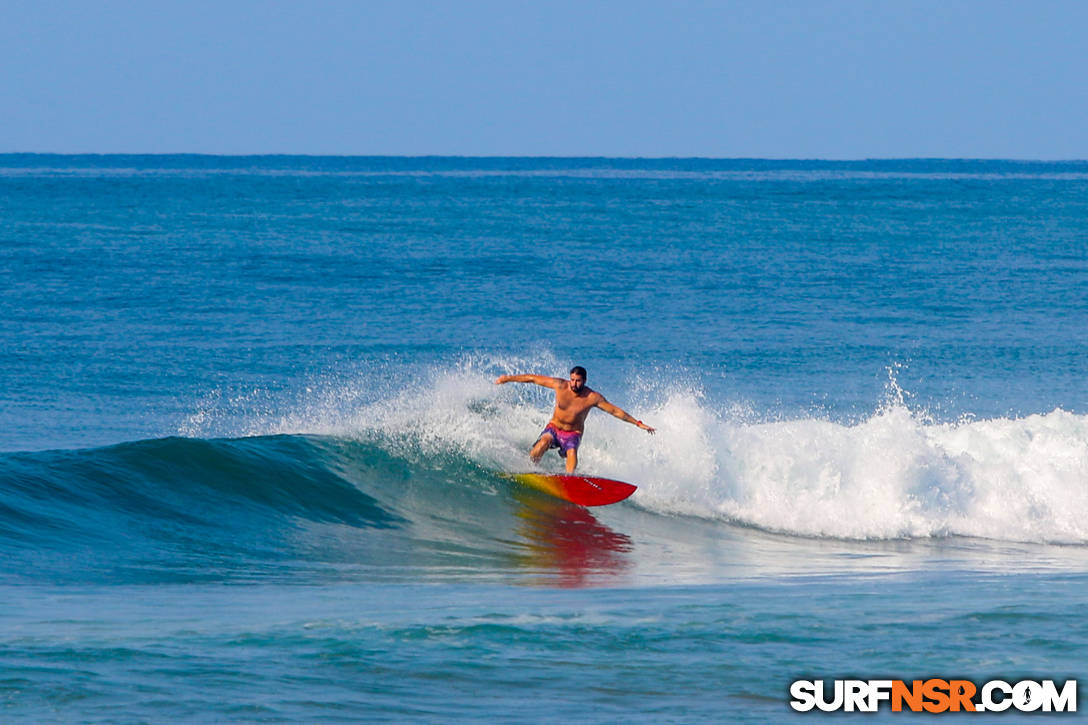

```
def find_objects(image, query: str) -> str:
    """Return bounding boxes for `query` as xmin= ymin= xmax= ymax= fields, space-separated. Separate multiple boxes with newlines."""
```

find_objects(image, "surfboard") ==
xmin=505 ymin=473 xmax=637 ymax=507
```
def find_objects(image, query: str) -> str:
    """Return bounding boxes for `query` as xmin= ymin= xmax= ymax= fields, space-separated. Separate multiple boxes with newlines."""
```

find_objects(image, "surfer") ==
xmin=494 ymin=366 xmax=655 ymax=473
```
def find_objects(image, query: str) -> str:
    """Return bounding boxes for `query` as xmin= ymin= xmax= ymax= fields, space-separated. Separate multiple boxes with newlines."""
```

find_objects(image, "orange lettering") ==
xmin=892 ymin=680 xmax=924 ymax=712
xmin=949 ymin=680 xmax=977 ymax=712
xmin=923 ymin=679 xmax=951 ymax=713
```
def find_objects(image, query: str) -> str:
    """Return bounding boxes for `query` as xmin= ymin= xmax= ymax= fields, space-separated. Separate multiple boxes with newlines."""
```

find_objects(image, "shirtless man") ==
xmin=494 ymin=366 xmax=655 ymax=473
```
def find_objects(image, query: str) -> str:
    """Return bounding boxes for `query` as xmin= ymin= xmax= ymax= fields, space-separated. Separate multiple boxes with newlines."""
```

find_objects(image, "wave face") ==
xmin=0 ymin=436 xmax=414 ymax=583
xmin=0 ymin=410 xmax=646 ymax=587
xmin=8 ymin=364 xmax=1088 ymax=586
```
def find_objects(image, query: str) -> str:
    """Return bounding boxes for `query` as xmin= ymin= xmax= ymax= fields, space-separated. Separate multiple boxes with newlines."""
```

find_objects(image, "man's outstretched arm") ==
xmin=596 ymin=399 xmax=656 ymax=434
xmin=495 ymin=374 xmax=562 ymax=389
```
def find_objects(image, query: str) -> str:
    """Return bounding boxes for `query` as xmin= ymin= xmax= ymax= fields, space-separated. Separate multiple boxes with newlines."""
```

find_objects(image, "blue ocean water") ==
xmin=2 ymin=155 xmax=1088 ymax=721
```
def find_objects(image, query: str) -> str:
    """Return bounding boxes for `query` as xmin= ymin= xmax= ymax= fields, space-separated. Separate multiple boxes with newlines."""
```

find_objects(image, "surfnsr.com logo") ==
xmin=790 ymin=679 xmax=1077 ymax=713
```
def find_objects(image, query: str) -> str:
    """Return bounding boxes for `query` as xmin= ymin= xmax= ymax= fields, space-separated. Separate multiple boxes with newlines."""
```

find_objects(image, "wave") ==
xmin=4 ymin=362 xmax=1088 ymax=584
xmin=176 ymin=360 xmax=1088 ymax=545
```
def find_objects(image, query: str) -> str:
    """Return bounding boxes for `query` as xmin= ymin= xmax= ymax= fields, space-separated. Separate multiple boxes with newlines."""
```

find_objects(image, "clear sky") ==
xmin=2 ymin=0 xmax=1086 ymax=158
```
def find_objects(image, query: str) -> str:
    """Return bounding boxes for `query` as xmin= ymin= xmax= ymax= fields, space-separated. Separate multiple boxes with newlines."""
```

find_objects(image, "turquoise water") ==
xmin=2 ymin=156 xmax=1087 ymax=721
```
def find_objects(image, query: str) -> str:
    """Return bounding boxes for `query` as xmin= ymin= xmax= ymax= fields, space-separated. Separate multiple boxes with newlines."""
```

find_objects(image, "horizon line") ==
xmin=3 ymin=152 xmax=1088 ymax=163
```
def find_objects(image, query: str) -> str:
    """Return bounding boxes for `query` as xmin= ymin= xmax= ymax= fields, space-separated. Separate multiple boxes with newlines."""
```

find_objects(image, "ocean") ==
xmin=2 ymin=155 xmax=1087 ymax=722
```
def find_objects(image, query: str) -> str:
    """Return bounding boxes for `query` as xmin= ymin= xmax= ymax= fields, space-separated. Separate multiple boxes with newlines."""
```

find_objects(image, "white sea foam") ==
xmin=609 ymin=397 xmax=1088 ymax=544
xmin=180 ymin=358 xmax=1088 ymax=545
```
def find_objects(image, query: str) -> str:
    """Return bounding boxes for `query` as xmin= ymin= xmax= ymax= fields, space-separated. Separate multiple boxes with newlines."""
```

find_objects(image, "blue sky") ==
xmin=2 ymin=0 xmax=1086 ymax=158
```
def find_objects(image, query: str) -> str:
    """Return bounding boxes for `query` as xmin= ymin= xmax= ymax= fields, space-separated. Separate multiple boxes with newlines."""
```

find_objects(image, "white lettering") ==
xmin=789 ymin=680 xmax=816 ymax=712
xmin=868 ymin=680 xmax=893 ymax=711
xmin=844 ymin=680 xmax=868 ymax=712
xmin=981 ymin=680 xmax=1013 ymax=712
xmin=815 ymin=679 xmax=844 ymax=712
xmin=1014 ymin=680 xmax=1043 ymax=712
xmin=1040 ymin=679 xmax=1077 ymax=712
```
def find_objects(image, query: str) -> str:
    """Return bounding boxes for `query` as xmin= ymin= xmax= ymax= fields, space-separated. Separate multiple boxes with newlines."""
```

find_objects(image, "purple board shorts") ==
xmin=541 ymin=424 xmax=582 ymax=458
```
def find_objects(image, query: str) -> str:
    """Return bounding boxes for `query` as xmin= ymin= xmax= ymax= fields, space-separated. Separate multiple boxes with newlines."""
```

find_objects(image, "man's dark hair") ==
xmin=570 ymin=366 xmax=587 ymax=379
